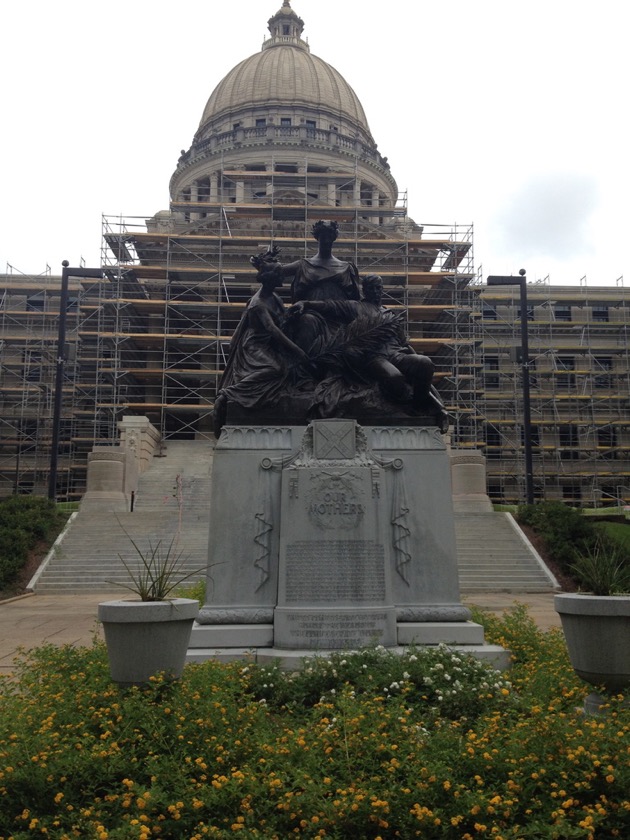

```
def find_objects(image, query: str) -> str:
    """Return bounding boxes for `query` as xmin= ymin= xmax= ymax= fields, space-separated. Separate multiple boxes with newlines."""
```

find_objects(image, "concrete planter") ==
xmin=554 ymin=593 xmax=630 ymax=711
xmin=98 ymin=598 xmax=199 ymax=686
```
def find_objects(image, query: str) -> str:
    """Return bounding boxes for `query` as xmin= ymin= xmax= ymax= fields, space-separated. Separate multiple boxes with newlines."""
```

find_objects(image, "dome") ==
xmin=195 ymin=1 xmax=373 ymax=144
xmin=198 ymin=50 xmax=371 ymax=140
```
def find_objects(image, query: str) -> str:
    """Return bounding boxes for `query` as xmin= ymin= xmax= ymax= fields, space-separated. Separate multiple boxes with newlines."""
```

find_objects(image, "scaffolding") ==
xmin=478 ymin=280 xmax=630 ymax=506
xmin=0 ymin=162 xmax=478 ymax=500
xmin=95 ymin=211 xmax=477 ymax=440
xmin=0 ymin=266 xmax=82 ymax=496
xmin=90 ymin=157 xmax=477 ymax=452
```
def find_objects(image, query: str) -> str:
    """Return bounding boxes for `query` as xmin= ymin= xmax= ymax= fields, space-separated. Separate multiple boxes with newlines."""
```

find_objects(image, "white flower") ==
xmin=402 ymin=671 xmax=410 ymax=680
xmin=444 ymin=674 xmax=451 ymax=682
xmin=409 ymin=655 xmax=418 ymax=662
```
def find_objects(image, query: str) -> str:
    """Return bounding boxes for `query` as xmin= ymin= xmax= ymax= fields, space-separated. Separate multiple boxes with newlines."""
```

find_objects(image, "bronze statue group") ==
xmin=213 ymin=220 xmax=448 ymax=435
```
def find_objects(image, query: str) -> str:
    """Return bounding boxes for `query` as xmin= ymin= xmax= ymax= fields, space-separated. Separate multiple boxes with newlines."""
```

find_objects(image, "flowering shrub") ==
xmin=0 ymin=607 xmax=628 ymax=839
xmin=243 ymin=644 xmax=513 ymax=721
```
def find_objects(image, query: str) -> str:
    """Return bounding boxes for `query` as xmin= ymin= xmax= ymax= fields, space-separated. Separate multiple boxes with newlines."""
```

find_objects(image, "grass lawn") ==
xmin=597 ymin=520 xmax=630 ymax=551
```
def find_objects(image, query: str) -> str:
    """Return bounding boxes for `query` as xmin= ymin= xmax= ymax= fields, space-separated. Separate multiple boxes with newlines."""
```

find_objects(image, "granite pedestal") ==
xmin=188 ymin=420 xmax=508 ymax=669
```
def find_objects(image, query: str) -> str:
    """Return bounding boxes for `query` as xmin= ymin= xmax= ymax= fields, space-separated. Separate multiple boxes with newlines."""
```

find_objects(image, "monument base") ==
xmin=186 ymin=639 xmax=510 ymax=672
xmin=190 ymin=421 xmax=510 ymax=671
xmin=187 ymin=619 xmax=511 ymax=671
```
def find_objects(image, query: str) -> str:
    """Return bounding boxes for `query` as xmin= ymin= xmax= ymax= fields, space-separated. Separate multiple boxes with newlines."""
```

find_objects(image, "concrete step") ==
xmin=455 ymin=512 xmax=556 ymax=593
xmin=33 ymin=440 xmax=214 ymax=593
xmin=34 ymin=444 xmax=557 ymax=595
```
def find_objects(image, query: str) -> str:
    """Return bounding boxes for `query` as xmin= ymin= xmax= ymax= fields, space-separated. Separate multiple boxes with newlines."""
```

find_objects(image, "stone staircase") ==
xmin=455 ymin=512 xmax=557 ymax=592
xmin=33 ymin=442 xmax=557 ymax=595
xmin=32 ymin=441 xmax=213 ymax=593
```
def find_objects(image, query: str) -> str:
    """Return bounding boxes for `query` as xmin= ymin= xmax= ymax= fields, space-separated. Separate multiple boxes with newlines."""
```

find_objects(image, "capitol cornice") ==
xmin=171 ymin=126 xmax=397 ymax=196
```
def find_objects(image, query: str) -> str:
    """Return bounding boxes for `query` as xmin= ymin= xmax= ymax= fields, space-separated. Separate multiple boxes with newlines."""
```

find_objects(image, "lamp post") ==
xmin=486 ymin=269 xmax=535 ymax=506
xmin=48 ymin=262 xmax=102 ymax=501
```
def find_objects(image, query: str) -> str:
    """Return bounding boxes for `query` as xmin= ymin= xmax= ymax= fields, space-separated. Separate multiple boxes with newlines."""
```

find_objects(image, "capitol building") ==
xmin=1 ymin=1 xmax=629 ymax=507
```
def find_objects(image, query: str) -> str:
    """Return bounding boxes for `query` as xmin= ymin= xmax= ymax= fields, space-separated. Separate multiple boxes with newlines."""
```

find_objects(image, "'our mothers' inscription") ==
xmin=307 ymin=473 xmax=365 ymax=530
xmin=285 ymin=539 xmax=385 ymax=604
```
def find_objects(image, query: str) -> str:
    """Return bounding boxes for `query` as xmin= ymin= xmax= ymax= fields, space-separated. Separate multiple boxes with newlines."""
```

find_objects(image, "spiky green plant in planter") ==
xmin=116 ymin=534 xmax=203 ymax=601
xmin=98 ymin=533 xmax=202 ymax=687
xmin=555 ymin=538 xmax=630 ymax=714
xmin=570 ymin=538 xmax=630 ymax=596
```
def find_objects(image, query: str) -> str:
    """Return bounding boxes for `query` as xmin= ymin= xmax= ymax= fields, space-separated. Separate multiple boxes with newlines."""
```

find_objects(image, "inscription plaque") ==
xmin=275 ymin=609 xmax=394 ymax=649
xmin=275 ymin=460 xmax=397 ymax=648
xmin=285 ymin=539 xmax=385 ymax=604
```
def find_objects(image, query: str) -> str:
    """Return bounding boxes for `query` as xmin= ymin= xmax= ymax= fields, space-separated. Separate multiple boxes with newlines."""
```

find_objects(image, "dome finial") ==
xmin=264 ymin=0 xmax=309 ymax=52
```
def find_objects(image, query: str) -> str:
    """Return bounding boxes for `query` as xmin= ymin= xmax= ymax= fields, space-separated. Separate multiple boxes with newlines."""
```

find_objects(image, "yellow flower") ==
xmin=54 ymin=792 xmax=64 ymax=804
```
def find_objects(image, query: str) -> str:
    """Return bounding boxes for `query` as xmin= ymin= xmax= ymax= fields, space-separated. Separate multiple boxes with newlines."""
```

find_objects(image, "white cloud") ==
xmin=493 ymin=172 xmax=599 ymax=261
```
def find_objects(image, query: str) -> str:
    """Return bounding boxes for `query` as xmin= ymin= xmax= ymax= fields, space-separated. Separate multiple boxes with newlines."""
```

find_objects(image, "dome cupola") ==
xmin=264 ymin=1 xmax=308 ymax=50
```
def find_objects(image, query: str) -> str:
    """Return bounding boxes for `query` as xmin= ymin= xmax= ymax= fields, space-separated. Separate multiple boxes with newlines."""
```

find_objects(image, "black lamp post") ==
xmin=486 ymin=269 xmax=535 ymax=506
xmin=48 ymin=262 xmax=102 ymax=501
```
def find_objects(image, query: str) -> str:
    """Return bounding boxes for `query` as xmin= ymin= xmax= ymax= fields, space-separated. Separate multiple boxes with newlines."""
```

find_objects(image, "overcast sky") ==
xmin=1 ymin=0 xmax=628 ymax=286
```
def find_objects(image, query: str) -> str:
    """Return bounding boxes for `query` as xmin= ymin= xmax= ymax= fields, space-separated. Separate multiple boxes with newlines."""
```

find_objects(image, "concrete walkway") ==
xmin=0 ymin=591 xmax=563 ymax=677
